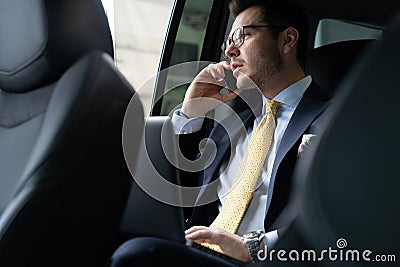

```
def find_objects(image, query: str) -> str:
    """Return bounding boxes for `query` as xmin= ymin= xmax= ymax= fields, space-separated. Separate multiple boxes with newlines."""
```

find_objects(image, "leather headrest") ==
xmin=306 ymin=39 xmax=378 ymax=92
xmin=0 ymin=0 xmax=113 ymax=93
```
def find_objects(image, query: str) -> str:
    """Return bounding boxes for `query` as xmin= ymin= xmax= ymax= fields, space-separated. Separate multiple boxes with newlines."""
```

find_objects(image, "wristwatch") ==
xmin=242 ymin=230 xmax=267 ymax=262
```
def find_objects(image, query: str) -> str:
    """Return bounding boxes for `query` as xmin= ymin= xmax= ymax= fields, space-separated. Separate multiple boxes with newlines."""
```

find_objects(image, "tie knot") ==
xmin=266 ymin=100 xmax=281 ymax=116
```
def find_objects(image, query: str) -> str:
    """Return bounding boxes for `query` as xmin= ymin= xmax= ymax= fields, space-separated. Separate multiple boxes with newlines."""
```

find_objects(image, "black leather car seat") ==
xmin=0 ymin=0 xmax=144 ymax=266
xmin=305 ymin=39 xmax=378 ymax=93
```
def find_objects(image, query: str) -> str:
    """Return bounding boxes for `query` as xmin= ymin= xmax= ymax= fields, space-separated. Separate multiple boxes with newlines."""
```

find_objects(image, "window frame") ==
xmin=150 ymin=0 xmax=230 ymax=116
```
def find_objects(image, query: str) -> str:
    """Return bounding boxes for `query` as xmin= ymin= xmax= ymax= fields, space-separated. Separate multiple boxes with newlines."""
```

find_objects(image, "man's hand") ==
xmin=180 ymin=61 xmax=242 ymax=118
xmin=185 ymin=226 xmax=251 ymax=262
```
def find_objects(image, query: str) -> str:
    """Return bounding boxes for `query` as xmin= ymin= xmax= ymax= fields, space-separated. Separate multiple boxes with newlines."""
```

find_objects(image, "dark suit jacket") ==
xmin=181 ymin=82 xmax=331 ymax=232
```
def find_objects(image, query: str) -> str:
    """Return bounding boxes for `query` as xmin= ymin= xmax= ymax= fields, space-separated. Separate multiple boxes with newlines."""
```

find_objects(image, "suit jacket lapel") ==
xmin=265 ymin=82 xmax=331 ymax=224
xmin=202 ymin=109 xmax=254 ymax=184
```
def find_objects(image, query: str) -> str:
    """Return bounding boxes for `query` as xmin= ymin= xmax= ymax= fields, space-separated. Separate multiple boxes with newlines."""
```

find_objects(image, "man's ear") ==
xmin=280 ymin=27 xmax=299 ymax=55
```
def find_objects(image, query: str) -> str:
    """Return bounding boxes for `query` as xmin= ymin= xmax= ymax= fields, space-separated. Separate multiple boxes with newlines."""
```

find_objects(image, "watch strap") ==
xmin=243 ymin=231 xmax=265 ymax=262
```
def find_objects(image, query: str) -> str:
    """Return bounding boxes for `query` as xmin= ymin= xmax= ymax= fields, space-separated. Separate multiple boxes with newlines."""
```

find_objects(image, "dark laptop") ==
xmin=119 ymin=116 xmax=245 ymax=266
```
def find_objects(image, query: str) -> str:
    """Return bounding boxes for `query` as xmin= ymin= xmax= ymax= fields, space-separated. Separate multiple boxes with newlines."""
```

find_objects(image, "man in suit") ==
xmin=110 ymin=0 xmax=330 ymax=265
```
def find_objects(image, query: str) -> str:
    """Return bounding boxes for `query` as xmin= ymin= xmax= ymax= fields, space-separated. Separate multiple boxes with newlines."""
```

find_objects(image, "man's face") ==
xmin=226 ymin=6 xmax=282 ymax=91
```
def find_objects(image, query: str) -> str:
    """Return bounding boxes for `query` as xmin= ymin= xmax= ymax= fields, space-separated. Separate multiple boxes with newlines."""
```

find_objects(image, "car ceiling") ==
xmin=293 ymin=0 xmax=400 ymax=28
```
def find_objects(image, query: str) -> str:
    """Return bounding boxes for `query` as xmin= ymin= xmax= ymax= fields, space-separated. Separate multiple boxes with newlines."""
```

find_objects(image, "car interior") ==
xmin=1 ymin=0 xmax=399 ymax=266
xmin=0 ymin=0 xmax=144 ymax=266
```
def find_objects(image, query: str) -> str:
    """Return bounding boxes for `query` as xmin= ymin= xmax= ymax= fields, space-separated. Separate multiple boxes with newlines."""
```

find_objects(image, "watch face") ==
xmin=243 ymin=231 xmax=258 ymax=239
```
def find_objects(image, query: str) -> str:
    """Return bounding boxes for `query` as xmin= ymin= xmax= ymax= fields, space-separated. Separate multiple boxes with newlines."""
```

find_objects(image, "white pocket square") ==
xmin=297 ymin=134 xmax=316 ymax=157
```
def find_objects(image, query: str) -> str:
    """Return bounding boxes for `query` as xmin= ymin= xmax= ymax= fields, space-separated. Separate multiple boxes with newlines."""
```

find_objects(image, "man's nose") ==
xmin=225 ymin=44 xmax=239 ymax=58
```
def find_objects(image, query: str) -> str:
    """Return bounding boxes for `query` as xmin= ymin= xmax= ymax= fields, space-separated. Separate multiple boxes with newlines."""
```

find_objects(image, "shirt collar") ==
xmin=262 ymin=75 xmax=311 ymax=107
xmin=258 ymin=75 xmax=312 ymax=119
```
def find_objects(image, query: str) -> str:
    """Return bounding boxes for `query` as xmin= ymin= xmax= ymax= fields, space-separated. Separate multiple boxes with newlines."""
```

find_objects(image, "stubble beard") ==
xmin=235 ymin=45 xmax=282 ymax=93
xmin=253 ymin=45 xmax=282 ymax=93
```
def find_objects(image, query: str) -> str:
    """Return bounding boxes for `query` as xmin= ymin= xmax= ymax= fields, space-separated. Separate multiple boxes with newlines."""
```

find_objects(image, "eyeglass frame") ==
xmin=221 ymin=24 xmax=288 ymax=53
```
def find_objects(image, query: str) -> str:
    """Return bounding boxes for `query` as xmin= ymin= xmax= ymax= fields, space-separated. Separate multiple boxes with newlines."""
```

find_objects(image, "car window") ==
xmin=113 ymin=0 xmax=175 ymax=115
xmin=101 ymin=0 xmax=115 ymax=52
xmin=315 ymin=18 xmax=382 ymax=47
xmin=158 ymin=0 xmax=214 ymax=116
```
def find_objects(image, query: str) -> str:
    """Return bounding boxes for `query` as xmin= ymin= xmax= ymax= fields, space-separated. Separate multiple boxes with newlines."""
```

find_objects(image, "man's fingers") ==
xmin=186 ymin=230 xmax=215 ymax=243
xmin=193 ymin=75 xmax=225 ymax=88
xmin=209 ymin=66 xmax=222 ymax=80
xmin=221 ymin=61 xmax=232 ymax=71
xmin=185 ymin=226 xmax=221 ymax=244
xmin=207 ymin=62 xmax=230 ymax=82
xmin=184 ymin=226 xmax=208 ymax=235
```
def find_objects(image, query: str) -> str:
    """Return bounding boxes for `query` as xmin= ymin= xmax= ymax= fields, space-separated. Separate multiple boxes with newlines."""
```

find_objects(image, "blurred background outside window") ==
xmin=102 ymin=0 xmax=175 ymax=115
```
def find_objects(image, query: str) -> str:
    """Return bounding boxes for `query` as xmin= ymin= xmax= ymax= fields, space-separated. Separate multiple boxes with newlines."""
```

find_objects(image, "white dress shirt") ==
xmin=172 ymin=76 xmax=312 ymax=248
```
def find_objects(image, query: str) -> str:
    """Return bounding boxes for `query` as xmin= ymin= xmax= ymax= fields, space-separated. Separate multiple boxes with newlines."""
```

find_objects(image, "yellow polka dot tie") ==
xmin=203 ymin=100 xmax=281 ymax=253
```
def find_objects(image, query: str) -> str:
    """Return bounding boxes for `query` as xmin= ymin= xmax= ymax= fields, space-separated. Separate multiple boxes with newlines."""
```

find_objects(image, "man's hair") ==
xmin=229 ymin=0 xmax=309 ymax=69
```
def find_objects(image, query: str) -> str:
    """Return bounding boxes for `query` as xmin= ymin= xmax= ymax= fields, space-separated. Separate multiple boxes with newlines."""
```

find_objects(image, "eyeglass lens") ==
xmin=222 ymin=26 xmax=244 ymax=53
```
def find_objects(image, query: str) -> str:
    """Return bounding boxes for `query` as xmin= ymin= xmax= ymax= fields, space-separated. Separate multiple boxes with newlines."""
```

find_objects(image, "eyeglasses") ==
xmin=221 ymin=24 xmax=287 ymax=53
